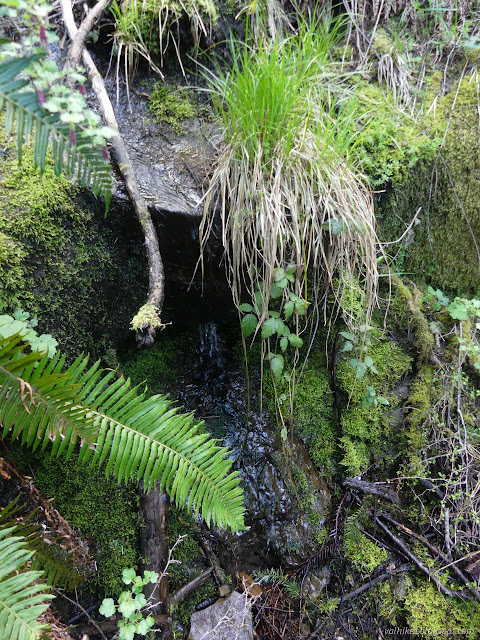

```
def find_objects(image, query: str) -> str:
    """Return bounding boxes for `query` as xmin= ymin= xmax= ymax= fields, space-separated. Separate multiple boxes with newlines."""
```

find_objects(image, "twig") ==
xmin=342 ymin=563 xmax=410 ymax=602
xmin=64 ymin=0 xmax=110 ymax=70
xmin=56 ymin=589 xmax=108 ymax=640
xmin=170 ymin=567 xmax=213 ymax=605
xmin=372 ymin=515 xmax=470 ymax=600
xmin=343 ymin=478 xmax=400 ymax=505
xmin=378 ymin=512 xmax=480 ymax=603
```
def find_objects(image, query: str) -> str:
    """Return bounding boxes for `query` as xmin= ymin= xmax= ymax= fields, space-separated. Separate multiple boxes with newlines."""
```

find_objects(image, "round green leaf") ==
xmin=99 ymin=598 xmax=116 ymax=618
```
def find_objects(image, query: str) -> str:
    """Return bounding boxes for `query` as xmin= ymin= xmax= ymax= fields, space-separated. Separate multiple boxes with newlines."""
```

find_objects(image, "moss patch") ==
xmin=0 ymin=120 xmax=146 ymax=359
xmin=149 ymin=84 xmax=198 ymax=135
xmin=31 ymin=452 xmax=142 ymax=597
xmin=380 ymin=76 xmax=480 ymax=293
xmin=404 ymin=580 xmax=480 ymax=636
xmin=337 ymin=329 xmax=412 ymax=475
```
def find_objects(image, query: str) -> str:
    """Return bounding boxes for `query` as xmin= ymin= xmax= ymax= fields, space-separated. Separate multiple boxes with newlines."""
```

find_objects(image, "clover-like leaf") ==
xmin=122 ymin=568 xmax=137 ymax=585
xmin=99 ymin=598 xmax=116 ymax=618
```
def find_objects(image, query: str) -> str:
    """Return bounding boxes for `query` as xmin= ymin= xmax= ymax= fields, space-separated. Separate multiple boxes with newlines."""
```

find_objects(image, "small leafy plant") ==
xmin=339 ymin=327 xmax=389 ymax=408
xmin=99 ymin=568 xmax=159 ymax=640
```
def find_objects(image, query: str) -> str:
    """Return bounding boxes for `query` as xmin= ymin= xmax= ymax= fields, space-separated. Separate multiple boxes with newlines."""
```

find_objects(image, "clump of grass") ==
xmin=200 ymin=17 xmax=380 ymax=328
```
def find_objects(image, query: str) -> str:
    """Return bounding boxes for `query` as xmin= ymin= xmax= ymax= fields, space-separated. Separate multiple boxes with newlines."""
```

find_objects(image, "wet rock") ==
xmin=188 ymin=590 xmax=253 ymax=640
xmin=299 ymin=567 xmax=331 ymax=599
xmin=102 ymin=69 xmax=216 ymax=217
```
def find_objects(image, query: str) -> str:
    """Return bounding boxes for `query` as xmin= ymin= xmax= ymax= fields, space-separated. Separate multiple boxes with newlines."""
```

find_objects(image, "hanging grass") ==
xmin=200 ymin=17 xmax=380 ymax=329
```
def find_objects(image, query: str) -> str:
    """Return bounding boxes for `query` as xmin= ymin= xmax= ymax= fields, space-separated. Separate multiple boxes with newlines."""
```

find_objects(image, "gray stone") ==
xmin=188 ymin=590 xmax=253 ymax=640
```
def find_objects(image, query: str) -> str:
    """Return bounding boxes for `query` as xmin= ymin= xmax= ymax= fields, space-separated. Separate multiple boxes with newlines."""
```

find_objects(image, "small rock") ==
xmin=188 ymin=590 xmax=253 ymax=640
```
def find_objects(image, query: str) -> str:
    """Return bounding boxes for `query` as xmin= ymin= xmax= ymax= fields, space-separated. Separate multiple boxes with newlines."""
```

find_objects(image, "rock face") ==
xmin=172 ymin=325 xmax=331 ymax=569
xmin=188 ymin=591 xmax=253 ymax=640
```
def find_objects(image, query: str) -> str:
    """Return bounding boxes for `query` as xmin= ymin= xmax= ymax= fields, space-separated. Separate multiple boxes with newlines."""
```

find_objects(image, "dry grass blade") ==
xmin=201 ymin=21 xmax=380 ymax=329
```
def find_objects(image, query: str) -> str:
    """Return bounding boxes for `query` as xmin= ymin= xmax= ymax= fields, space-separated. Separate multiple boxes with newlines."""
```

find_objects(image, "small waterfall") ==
xmin=199 ymin=322 xmax=223 ymax=369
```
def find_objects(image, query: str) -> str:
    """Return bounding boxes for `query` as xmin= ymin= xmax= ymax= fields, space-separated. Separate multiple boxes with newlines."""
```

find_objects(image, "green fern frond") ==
xmin=0 ymin=334 xmax=246 ymax=532
xmin=0 ymin=55 xmax=112 ymax=207
xmin=0 ymin=526 xmax=52 ymax=640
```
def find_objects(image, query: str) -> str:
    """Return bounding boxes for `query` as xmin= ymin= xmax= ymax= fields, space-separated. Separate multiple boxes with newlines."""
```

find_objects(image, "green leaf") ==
xmin=269 ymin=283 xmax=284 ymax=299
xmin=239 ymin=303 xmax=253 ymax=313
xmin=284 ymin=301 xmax=295 ymax=319
xmin=119 ymin=624 xmax=136 ymax=640
xmin=364 ymin=355 xmax=373 ymax=368
xmin=0 ymin=56 xmax=112 ymax=207
xmin=122 ymin=568 xmax=136 ymax=585
xmin=0 ymin=528 xmax=52 ymax=640
xmin=261 ymin=317 xmax=277 ymax=339
xmin=99 ymin=598 xmax=116 ymax=618
xmin=241 ymin=314 xmax=257 ymax=338
xmin=280 ymin=337 xmax=288 ymax=352
xmin=448 ymin=300 xmax=469 ymax=321
xmin=288 ymin=334 xmax=303 ymax=348
xmin=136 ymin=617 xmax=154 ymax=635
xmin=254 ymin=289 xmax=263 ymax=315
xmin=342 ymin=341 xmax=353 ymax=352
xmin=270 ymin=354 xmax=284 ymax=380
xmin=118 ymin=594 xmax=137 ymax=618
xmin=355 ymin=362 xmax=367 ymax=380
xmin=134 ymin=593 xmax=147 ymax=609
xmin=323 ymin=219 xmax=349 ymax=235
xmin=0 ymin=333 xmax=246 ymax=532
xmin=377 ymin=396 xmax=390 ymax=405
xmin=339 ymin=331 xmax=356 ymax=341
xmin=273 ymin=268 xmax=286 ymax=282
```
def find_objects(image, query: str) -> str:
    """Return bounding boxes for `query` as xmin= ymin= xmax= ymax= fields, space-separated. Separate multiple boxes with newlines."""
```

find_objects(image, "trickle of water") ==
xmin=199 ymin=322 xmax=223 ymax=367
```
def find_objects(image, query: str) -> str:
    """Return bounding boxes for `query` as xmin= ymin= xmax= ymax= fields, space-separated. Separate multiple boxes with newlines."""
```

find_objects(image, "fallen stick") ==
xmin=170 ymin=567 xmax=213 ymax=605
xmin=373 ymin=514 xmax=470 ymax=600
xmin=343 ymin=477 xmax=400 ymax=505
xmin=342 ymin=563 xmax=410 ymax=601
xmin=378 ymin=511 xmax=480 ymax=604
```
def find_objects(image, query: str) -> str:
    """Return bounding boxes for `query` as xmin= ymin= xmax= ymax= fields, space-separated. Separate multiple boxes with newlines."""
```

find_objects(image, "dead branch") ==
xmin=64 ymin=0 xmax=110 ymax=70
xmin=378 ymin=511 xmax=480 ymax=603
xmin=193 ymin=524 xmax=230 ymax=594
xmin=373 ymin=514 xmax=470 ymax=600
xmin=342 ymin=563 xmax=410 ymax=602
xmin=343 ymin=477 xmax=400 ymax=505
xmin=170 ymin=567 xmax=213 ymax=605
xmin=60 ymin=0 xmax=165 ymax=347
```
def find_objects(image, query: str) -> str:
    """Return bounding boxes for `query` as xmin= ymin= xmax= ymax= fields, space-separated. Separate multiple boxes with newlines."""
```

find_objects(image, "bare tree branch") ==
xmin=64 ymin=0 xmax=110 ymax=70
xmin=60 ymin=0 xmax=165 ymax=346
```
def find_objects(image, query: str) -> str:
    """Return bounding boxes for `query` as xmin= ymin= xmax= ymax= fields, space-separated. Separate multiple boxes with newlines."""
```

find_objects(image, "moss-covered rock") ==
xmin=404 ymin=579 xmax=480 ymax=636
xmin=0 ymin=121 xmax=146 ymax=359
xmin=380 ymin=76 xmax=480 ymax=293
xmin=337 ymin=328 xmax=412 ymax=475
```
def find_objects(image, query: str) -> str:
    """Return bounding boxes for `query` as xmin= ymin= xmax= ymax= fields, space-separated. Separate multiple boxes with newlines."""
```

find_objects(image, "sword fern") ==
xmin=0 ymin=55 xmax=112 ymax=207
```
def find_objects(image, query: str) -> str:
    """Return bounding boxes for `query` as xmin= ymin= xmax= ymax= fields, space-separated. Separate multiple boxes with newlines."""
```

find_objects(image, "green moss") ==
xmin=404 ymin=580 xmax=480 ymax=636
xmin=292 ymin=352 xmax=337 ymax=473
xmin=337 ymin=329 xmax=411 ymax=475
xmin=149 ymin=84 xmax=198 ymax=134
xmin=31 ymin=452 xmax=142 ymax=597
xmin=121 ymin=329 xmax=196 ymax=392
xmin=346 ymin=79 xmax=439 ymax=187
xmin=344 ymin=528 xmax=388 ymax=575
xmin=380 ymin=76 xmax=480 ymax=293
xmin=404 ymin=366 xmax=434 ymax=471
xmin=390 ymin=276 xmax=434 ymax=363
xmin=0 ymin=119 xmax=146 ymax=359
